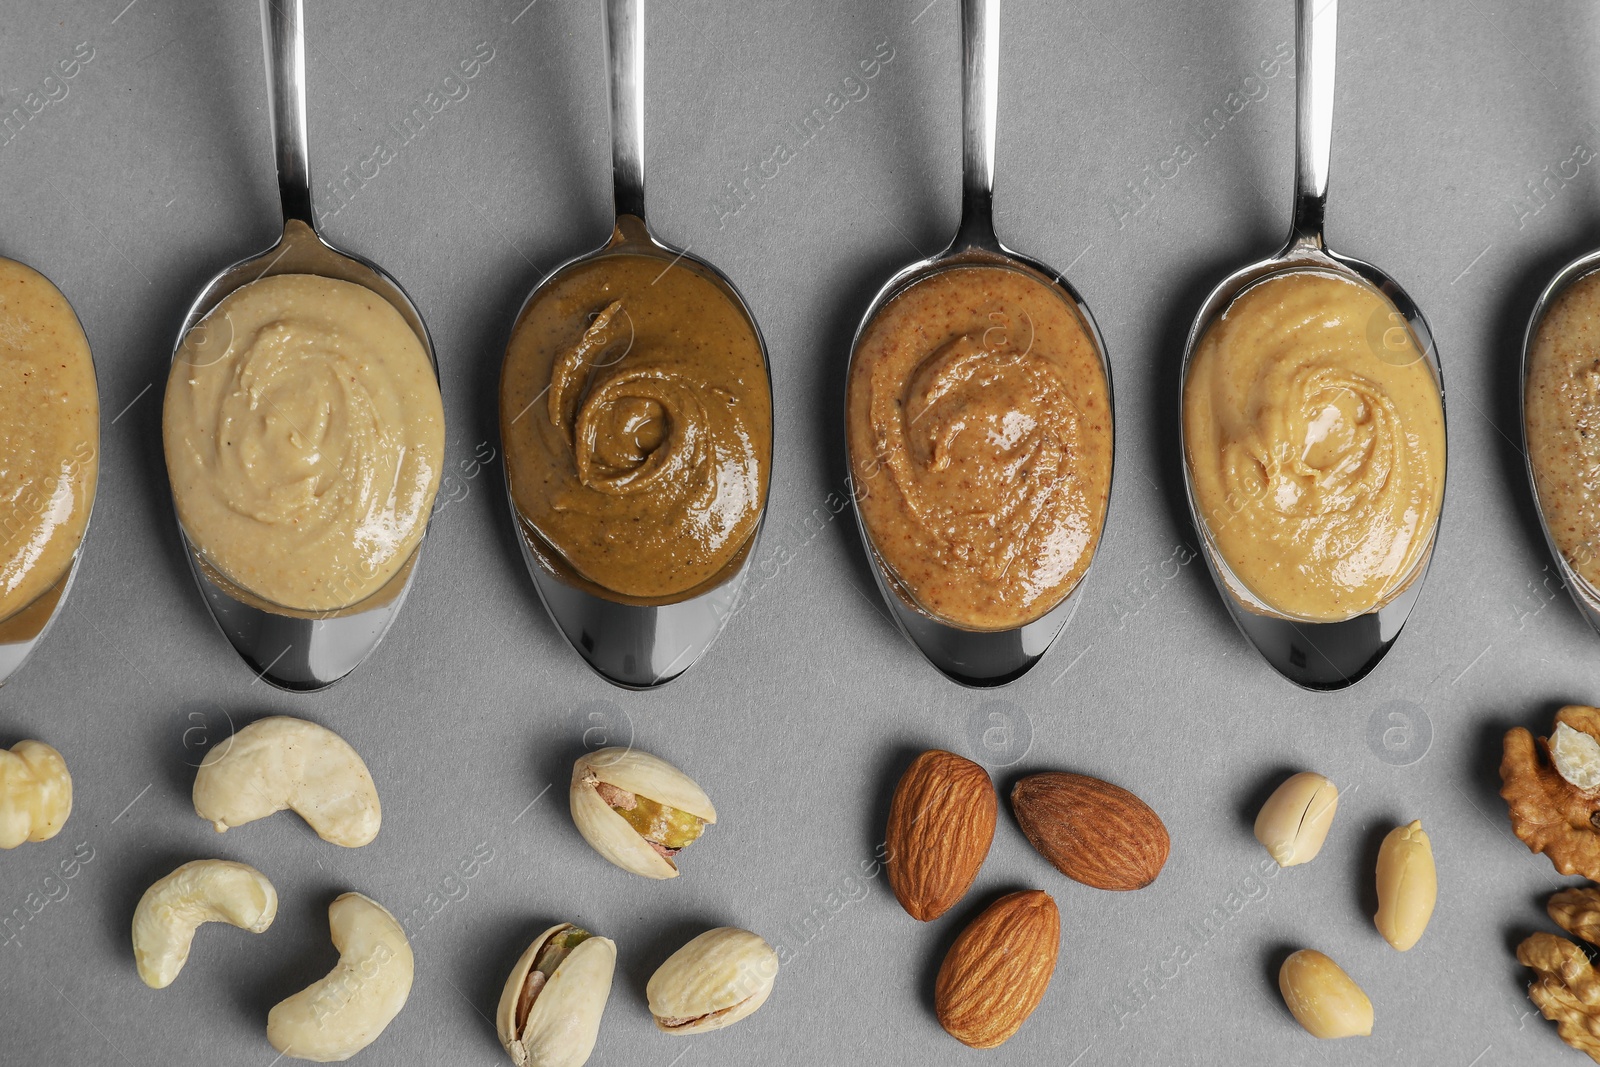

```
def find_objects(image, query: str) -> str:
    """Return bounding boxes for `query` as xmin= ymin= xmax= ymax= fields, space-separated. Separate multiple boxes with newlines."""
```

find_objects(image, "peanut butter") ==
xmin=1183 ymin=270 xmax=1445 ymax=621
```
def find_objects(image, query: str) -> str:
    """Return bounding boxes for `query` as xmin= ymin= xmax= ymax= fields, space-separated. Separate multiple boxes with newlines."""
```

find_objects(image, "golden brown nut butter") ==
xmin=0 ymin=258 xmax=98 ymax=622
xmin=1183 ymin=270 xmax=1445 ymax=621
xmin=846 ymin=265 xmax=1112 ymax=630
xmin=164 ymin=274 xmax=445 ymax=613
xmin=1528 ymin=270 xmax=1600 ymax=588
xmin=501 ymin=255 xmax=770 ymax=599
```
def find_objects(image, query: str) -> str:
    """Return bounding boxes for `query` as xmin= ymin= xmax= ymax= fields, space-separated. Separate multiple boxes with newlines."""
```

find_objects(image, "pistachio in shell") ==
xmin=646 ymin=927 xmax=777 ymax=1035
xmin=569 ymin=748 xmax=716 ymax=879
xmin=496 ymin=923 xmax=617 ymax=1067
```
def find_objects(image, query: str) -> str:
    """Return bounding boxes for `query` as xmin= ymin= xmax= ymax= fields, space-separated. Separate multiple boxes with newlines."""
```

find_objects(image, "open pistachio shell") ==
xmin=569 ymin=748 xmax=717 ymax=880
xmin=646 ymin=927 xmax=777 ymax=1035
xmin=495 ymin=923 xmax=616 ymax=1067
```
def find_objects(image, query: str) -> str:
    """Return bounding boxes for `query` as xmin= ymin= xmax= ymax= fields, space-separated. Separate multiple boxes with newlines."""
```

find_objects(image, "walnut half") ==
xmin=1500 ymin=706 xmax=1600 ymax=880
xmin=1519 ymin=887 xmax=1600 ymax=1064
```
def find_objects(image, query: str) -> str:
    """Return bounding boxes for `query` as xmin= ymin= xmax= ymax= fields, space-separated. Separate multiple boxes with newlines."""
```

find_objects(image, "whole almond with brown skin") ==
xmin=1011 ymin=772 xmax=1169 ymax=890
xmin=935 ymin=889 xmax=1060 ymax=1048
xmin=884 ymin=750 xmax=996 ymax=921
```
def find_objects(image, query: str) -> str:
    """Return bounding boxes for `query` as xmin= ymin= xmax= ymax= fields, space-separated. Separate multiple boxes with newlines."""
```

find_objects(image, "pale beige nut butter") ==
xmin=1184 ymin=271 xmax=1444 ymax=621
xmin=847 ymin=265 xmax=1112 ymax=629
xmin=1528 ymin=270 xmax=1600 ymax=588
xmin=0 ymin=258 xmax=98 ymax=622
xmin=164 ymin=274 xmax=444 ymax=612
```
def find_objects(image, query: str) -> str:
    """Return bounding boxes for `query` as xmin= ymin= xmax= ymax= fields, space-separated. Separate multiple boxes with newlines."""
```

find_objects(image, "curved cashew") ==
xmin=131 ymin=859 xmax=278 ymax=988
xmin=0 ymin=739 xmax=72 ymax=849
xmin=193 ymin=717 xmax=380 ymax=847
xmin=267 ymin=892 xmax=414 ymax=1062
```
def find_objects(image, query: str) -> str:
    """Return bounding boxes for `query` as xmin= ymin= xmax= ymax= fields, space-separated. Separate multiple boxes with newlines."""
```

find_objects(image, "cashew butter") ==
xmin=163 ymin=274 xmax=444 ymax=612
xmin=1183 ymin=270 xmax=1445 ymax=621
xmin=0 ymin=258 xmax=97 ymax=622
xmin=846 ymin=265 xmax=1112 ymax=630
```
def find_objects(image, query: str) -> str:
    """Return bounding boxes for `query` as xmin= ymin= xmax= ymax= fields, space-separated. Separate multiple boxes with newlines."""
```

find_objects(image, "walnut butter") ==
xmin=1527 ymin=270 xmax=1600 ymax=589
xmin=163 ymin=274 xmax=444 ymax=612
xmin=500 ymin=255 xmax=770 ymax=599
xmin=1183 ymin=270 xmax=1445 ymax=621
xmin=846 ymin=265 xmax=1112 ymax=630
xmin=0 ymin=258 xmax=98 ymax=622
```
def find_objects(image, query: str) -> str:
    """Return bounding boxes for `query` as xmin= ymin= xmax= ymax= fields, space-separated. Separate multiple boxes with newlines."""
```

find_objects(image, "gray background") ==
xmin=0 ymin=0 xmax=1591 ymax=1063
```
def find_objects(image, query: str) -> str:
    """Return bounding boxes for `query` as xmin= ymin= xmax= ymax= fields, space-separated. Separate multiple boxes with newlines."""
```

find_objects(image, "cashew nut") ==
xmin=131 ymin=859 xmax=277 ymax=988
xmin=0 ymin=739 xmax=72 ymax=848
xmin=267 ymin=892 xmax=414 ymax=1062
xmin=192 ymin=716 xmax=380 ymax=847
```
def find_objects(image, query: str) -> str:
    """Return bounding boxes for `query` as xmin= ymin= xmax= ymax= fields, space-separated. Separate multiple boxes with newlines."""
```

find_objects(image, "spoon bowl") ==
xmin=847 ymin=249 xmax=1111 ymax=688
xmin=1520 ymin=249 xmax=1600 ymax=634
xmin=842 ymin=0 xmax=1113 ymax=687
xmin=165 ymin=0 xmax=441 ymax=692
xmin=499 ymin=0 xmax=771 ymax=690
xmin=1177 ymin=0 xmax=1446 ymax=690
xmin=0 ymin=259 xmax=96 ymax=686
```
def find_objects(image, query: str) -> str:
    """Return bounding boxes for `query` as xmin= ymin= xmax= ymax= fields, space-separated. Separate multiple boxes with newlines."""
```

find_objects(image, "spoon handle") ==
xmin=260 ymin=0 xmax=314 ymax=226
xmin=605 ymin=0 xmax=647 ymax=222
xmin=1291 ymin=0 xmax=1336 ymax=247
xmin=956 ymin=0 xmax=998 ymax=247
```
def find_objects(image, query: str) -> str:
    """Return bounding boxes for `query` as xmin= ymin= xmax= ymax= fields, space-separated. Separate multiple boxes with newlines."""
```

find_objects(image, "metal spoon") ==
xmin=1522 ymin=248 xmax=1600 ymax=634
xmin=1177 ymin=0 xmax=1446 ymax=690
xmin=0 ymin=262 xmax=96 ymax=685
xmin=499 ymin=0 xmax=772 ymax=690
xmin=165 ymin=0 xmax=443 ymax=692
xmin=842 ymin=0 xmax=1114 ymax=688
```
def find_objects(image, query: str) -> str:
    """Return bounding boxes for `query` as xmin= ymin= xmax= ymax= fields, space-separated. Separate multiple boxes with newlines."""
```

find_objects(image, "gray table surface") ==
xmin=1 ymin=0 xmax=1594 ymax=1063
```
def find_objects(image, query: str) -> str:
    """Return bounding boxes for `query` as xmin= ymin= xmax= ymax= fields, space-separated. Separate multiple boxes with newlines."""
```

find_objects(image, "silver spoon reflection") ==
xmin=842 ymin=0 xmax=1114 ymax=688
xmin=1177 ymin=0 xmax=1446 ymax=690
xmin=498 ymin=0 xmax=772 ymax=690
xmin=165 ymin=0 xmax=442 ymax=692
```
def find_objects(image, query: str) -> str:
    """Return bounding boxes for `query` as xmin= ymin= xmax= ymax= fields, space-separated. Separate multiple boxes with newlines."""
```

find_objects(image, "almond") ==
xmin=934 ymin=889 xmax=1060 ymax=1048
xmin=884 ymin=750 xmax=997 ymax=921
xmin=1011 ymin=771 xmax=1169 ymax=891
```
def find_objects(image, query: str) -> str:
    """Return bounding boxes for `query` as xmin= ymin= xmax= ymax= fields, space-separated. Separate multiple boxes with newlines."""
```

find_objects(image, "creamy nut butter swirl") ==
xmin=1528 ymin=271 xmax=1600 ymax=589
xmin=501 ymin=255 xmax=769 ymax=599
xmin=163 ymin=274 xmax=444 ymax=612
xmin=847 ymin=265 xmax=1111 ymax=630
xmin=0 ymin=258 xmax=98 ymax=622
xmin=1184 ymin=271 xmax=1444 ymax=621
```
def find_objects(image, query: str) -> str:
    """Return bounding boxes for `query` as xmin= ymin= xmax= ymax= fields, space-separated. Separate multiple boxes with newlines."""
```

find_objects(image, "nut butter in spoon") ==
xmin=498 ymin=0 xmax=772 ymax=688
xmin=1184 ymin=270 xmax=1445 ymax=622
xmin=162 ymin=0 xmax=445 ymax=690
xmin=1525 ymin=272 xmax=1600 ymax=630
xmin=502 ymin=258 xmax=768 ymax=600
xmin=1177 ymin=0 xmax=1446 ymax=689
xmin=848 ymin=266 xmax=1110 ymax=631
xmin=0 ymin=257 xmax=98 ymax=682
xmin=165 ymin=274 xmax=443 ymax=613
xmin=843 ymin=0 xmax=1114 ymax=686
